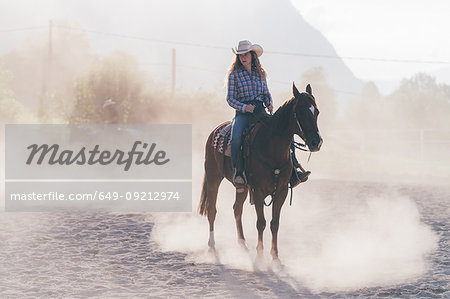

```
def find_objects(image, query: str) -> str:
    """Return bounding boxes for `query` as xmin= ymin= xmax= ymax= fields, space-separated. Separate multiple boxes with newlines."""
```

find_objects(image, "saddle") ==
xmin=211 ymin=121 xmax=263 ymax=156
xmin=211 ymin=111 xmax=268 ymax=168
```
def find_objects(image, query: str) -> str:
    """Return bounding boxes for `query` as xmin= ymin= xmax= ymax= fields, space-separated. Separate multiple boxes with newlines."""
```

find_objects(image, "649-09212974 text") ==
xmin=9 ymin=191 xmax=181 ymax=201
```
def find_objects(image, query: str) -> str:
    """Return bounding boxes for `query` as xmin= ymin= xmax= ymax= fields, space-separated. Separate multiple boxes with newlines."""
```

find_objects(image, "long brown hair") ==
xmin=226 ymin=51 xmax=267 ymax=79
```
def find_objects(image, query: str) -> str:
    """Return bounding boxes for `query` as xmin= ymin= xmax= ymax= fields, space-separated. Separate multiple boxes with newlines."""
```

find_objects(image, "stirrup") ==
xmin=298 ymin=170 xmax=311 ymax=182
xmin=290 ymin=169 xmax=311 ymax=188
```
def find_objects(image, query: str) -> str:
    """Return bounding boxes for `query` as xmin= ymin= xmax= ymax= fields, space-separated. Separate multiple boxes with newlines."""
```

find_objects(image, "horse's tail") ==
xmin=198 ymin=131 xmax=215 ymax=216
xmin=198 ymin=171 xmax=208 ymax=216
xmin=198 ymin=124 xmax=227 ymax=216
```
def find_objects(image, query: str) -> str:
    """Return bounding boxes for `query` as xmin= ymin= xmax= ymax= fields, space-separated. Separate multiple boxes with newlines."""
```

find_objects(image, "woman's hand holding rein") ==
xmin=243 ymin=103 xmax=273 ymax=114
xmin=244 ymin=104 xmax=255 ymax=113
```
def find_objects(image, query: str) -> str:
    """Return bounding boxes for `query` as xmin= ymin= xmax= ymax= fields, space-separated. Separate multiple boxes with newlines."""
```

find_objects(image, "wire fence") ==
xmin=2 ymin=23 xmax=450 ymax=97
xmin=2 ymin=23 xmax=450 ymax=65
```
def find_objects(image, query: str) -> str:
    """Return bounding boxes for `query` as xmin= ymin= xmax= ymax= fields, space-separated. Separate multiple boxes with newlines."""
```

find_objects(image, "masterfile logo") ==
xmin=6 ymin=124 xmax=191 ymax=180
xmin=26 ymin=141 xmax=170 ymax=171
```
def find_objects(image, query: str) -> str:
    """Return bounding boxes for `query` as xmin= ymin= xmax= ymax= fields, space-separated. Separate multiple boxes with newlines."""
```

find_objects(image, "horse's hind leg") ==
xmin=199 ymin=136 xmax=225 ymax=251
xmin=206 ymin=177 xmax=222 ymax=250
xmin=233 ymin=188 xmax=248 ymax=249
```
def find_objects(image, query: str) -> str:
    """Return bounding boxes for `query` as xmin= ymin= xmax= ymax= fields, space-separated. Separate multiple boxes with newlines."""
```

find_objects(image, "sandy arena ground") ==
xmin=0 ymin=179 xmax=448 ymax=298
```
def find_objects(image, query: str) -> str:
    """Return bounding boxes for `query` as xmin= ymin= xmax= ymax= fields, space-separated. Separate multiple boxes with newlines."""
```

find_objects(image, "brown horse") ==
xmin=198 ymin=83 xmax=322 ymax=261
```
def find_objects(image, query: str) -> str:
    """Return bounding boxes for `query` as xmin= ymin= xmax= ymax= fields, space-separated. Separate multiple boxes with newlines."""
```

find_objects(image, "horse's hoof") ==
xmin=254 ymin=254 xmax=267 ymax=272
xmin=255 ymin=251 xmax=264 ymax=262
xmin=208 ymin=246 xmax=216 ymax=253
xmin=272 ymin=258 xmax=284 ymax=271
xmin=238 ymin=239 xmax=248 ymax=251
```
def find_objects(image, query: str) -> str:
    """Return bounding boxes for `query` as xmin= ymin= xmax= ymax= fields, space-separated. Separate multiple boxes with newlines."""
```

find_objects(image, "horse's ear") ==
xmin=293 ymin=82 xmax=301 ymax=98
xmin=306 ymin=84 xmax=312 ymax=95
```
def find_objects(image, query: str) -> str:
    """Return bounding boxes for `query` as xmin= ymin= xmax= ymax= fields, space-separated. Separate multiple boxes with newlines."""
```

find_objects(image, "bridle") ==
xmin=292 ymin=111 xmax=308 ymax=152
xmin=293 ymin=104 xmax=317 ymax=165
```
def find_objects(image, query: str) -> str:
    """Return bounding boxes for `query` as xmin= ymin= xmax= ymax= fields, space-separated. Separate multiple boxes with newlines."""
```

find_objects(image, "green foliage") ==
xmin=0 ymin=63 xmax=13 ymax=99
xmin=1 ymin=20 xmax=96 ymax=120
xmin=343 ymin=73 xmax=450 ymax=130
xmin=38 ymin=93 xmax=70 ymax=124
xmin=0 ymin=97 xmax=24 ymax=123
xmin=387 ymin=73 xmax=450 ymax=128
xmin=0 ymin=62 xmax=23 ymax=123
xmin=71 ymin=51 xmax=154 ymax=124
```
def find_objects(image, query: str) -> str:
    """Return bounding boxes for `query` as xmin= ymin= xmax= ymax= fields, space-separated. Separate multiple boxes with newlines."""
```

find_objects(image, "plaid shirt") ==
xmin=227 ymin=68 xmax=273 ymax=113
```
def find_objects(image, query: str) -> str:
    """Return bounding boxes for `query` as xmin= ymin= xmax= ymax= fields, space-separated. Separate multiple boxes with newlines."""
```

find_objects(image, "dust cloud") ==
xmin=152 ymin=179 xmax=438 ymax=292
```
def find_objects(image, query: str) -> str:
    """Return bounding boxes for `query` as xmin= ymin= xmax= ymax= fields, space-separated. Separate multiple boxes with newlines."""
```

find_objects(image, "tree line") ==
xmin=1 ymin=24 xmax=449 ymax=131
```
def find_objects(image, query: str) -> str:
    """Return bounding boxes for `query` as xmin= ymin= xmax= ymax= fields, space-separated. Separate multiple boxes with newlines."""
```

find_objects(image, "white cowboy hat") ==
xmin=232 ymin=40 xmax=263 ymax=57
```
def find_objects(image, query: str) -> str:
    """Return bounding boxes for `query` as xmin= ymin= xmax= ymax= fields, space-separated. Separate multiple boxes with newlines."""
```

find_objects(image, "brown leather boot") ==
xmin=298 ymin=170 xmax=311 ymax=182
xmin=290 ymin=168 xmax=311 ymax=188
xmin=290 ymin=145 xmax=311 ymax=187
xmin=233 ymin=169 xmax=246 ymax=193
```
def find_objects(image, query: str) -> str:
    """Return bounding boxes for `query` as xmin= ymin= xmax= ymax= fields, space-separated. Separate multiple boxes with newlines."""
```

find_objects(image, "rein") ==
xmin=292 ymin=111 xmax=312 ymax=161
xmin=292 ymin=140 xmax=308 ymax=151
xmin=293 ymin=112 xmax=307 ymax=145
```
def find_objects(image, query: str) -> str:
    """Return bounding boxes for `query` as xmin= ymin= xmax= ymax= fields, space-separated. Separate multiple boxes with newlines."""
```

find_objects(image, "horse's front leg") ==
xmin=254 ymin=195 xmax=266 ymax=258
xmin=270 ymin=187 xmax=288 ymax=260
xmin=233 ymin=187 xmax=249 ymax=249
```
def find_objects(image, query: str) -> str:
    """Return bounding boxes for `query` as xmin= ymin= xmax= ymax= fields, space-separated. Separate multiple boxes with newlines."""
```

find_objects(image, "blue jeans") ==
xmin=230 ymin=102 xmax=265 ymax=170
xmin=230 ymin=112 xmax=249 ymax=170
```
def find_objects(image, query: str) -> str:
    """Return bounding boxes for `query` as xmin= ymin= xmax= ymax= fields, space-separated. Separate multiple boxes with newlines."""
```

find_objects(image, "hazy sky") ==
xmin=1 ymin=0 xmax=450 ymax=91
xmin=291 ymin=0 xmax=450 ymax=83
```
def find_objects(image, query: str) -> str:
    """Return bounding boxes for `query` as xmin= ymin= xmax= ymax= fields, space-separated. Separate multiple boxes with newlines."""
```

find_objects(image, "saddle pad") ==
xmin=211 ymin=121 xmax=232 ymax=157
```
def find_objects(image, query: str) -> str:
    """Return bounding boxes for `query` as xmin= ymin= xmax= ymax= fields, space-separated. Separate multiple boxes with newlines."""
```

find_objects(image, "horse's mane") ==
xmin=269 ymin=96 xmax=298 ymax=132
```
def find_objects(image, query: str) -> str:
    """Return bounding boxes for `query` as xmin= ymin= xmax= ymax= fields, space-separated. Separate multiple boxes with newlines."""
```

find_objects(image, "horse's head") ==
xmin=292 ymin=83 xmax=323 ymax=152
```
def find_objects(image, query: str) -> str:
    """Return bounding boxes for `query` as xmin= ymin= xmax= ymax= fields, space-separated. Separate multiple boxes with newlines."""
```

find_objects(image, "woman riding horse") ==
xmin=198 ymin=40 xmax=323 ymax=260
xmin=226 ymin=40 xmax=309 ymax=192
xmin=199 ymin=82 xmax=323 ymax=260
